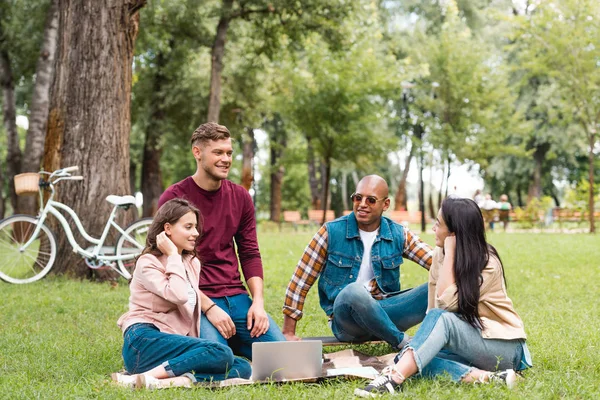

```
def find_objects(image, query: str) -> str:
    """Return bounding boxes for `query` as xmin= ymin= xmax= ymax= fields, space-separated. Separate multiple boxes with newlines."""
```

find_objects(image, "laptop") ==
xmin=251 ymin=340 xmax=323 ymax=381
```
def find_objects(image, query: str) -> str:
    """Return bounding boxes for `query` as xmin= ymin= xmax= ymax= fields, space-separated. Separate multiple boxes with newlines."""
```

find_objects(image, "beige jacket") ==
xmin=428 ymin=246 xmax=526 ymax=340
xmin=117 ymin=253 xmax=202 ymax=337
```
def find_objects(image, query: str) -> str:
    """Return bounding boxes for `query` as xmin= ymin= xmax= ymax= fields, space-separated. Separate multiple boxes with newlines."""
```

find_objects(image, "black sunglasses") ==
xmin=350 ymin=193 xmax=387 ymax=205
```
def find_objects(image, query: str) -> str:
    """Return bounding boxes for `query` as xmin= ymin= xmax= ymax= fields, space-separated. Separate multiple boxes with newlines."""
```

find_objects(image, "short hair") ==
xmin=190 ymin=122 xmax=231 ymax=147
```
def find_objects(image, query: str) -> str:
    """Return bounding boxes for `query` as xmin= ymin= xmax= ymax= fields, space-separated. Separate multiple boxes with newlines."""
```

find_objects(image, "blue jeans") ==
xmin=122 ymin=323 xmax=252 ymax=382
xmin=330 ymin=282 xmax=428 ymax=348
xmin=199 ymin=293 xmax=286 ymax=360
xmin=398 ymin=308 xmax=529 ymax=382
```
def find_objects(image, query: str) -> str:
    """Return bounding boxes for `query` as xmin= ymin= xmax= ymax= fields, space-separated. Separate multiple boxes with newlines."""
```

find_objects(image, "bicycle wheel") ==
xmin=115 ymin=217 xmax=153 ymax=279
xmin=0 ymin=215 xmax=57 ymax=284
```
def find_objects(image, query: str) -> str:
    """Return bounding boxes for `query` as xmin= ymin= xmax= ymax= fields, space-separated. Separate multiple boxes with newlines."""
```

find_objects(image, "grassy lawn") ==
xmin=1 ymin=230 xmax=599 ymax=399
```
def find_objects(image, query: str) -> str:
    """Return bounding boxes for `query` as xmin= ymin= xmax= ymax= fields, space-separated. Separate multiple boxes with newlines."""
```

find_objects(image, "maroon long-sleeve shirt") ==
xmin=158 ymin=177 xmax=263 ymax=298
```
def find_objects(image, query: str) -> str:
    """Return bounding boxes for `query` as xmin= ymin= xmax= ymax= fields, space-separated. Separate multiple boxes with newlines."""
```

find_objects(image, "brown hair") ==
xmin=140 ymin=198 xmax=202 ymax=260
xmin=190 ymin=122 xmax=231 ymax=148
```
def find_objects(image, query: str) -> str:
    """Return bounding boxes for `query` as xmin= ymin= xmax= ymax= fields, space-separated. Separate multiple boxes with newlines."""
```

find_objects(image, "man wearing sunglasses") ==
xmin=282 ymin=175 xmax=433 ymax=349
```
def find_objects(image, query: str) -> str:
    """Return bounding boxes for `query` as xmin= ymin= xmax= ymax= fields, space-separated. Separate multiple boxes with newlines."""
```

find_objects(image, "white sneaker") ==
xmin=135 ymin=374 xmax=162 ymax=390
xmin=489 ymin=369 xmax=518 ymax=389
xmin=111 ymin=372 xmax=136 ymax=388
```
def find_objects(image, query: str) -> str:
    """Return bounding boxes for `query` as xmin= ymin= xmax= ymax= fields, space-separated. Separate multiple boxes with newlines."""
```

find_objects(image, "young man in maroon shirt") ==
xmin=158 ymin=122 xmax=285 ymax=360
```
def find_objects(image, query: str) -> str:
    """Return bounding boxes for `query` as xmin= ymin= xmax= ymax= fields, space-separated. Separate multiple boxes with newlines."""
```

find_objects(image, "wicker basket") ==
xmin=14 ymin=172 xmax=40 ymax=196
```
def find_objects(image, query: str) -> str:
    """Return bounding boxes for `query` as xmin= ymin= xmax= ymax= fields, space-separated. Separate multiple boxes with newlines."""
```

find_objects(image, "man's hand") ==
xmin=282 ymin=315 xmax=301 ymax=341
xmin=247 ymin=301 xmax=269 ymax=338
xmin=205 ymin=306 xmax=236 ymax=339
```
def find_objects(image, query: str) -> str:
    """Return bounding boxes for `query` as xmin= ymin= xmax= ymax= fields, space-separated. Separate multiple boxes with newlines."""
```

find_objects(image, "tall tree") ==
xmin=42 ymin=0 xmax=146 ymax=277
xmin=132 ymin=0 xmax=210 ymax=216
xmin=516 ymin=0 xmax=600 ymax=232
xmin=0 ymin=0 xmax=59 ymax=217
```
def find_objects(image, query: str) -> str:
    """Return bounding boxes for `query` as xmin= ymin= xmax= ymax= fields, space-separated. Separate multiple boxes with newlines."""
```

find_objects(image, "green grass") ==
xmin=1 ymin=230 xmax=599 ymax=399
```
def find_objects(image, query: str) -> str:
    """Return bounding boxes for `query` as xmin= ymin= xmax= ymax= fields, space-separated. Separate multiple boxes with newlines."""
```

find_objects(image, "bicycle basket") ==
xmin=14 ymin=172 xmax=40 ymax=196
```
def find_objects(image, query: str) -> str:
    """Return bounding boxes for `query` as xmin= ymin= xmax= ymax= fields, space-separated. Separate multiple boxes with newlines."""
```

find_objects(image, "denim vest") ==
xmin=317 ymin=213 xmax=406 ymax=317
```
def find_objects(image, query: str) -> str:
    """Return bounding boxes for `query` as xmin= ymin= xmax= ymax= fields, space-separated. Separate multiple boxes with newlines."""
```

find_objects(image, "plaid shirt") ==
xmin=283 ymin=225 xmax=433 ymax=321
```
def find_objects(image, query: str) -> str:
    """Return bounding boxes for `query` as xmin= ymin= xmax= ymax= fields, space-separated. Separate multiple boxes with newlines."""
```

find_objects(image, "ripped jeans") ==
xmin=396 ymin=308 xmax=531 ymax=382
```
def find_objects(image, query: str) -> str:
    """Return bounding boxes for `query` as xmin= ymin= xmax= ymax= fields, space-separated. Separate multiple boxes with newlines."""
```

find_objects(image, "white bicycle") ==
xmin=0 ymin=166 xmax=152 ymax=284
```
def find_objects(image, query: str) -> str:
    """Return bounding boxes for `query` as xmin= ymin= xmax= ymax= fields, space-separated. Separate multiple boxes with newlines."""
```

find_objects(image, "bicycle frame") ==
xmin=19 ymin=177 xmax=142 ymax=265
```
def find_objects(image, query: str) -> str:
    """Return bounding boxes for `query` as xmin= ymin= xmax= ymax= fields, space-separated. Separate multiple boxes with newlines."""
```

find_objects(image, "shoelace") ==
xmin=369 ymin=374 xmax=393 ymax=387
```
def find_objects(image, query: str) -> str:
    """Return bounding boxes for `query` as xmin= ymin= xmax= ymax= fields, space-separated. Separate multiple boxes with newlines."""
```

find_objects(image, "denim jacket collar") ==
xmin=345 ymin=212 xmax=393 ymax=241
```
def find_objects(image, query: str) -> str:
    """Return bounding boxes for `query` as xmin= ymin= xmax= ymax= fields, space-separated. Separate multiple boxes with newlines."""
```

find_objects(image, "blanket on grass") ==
xmin=200 ymin=349 xmax=397 ymax=388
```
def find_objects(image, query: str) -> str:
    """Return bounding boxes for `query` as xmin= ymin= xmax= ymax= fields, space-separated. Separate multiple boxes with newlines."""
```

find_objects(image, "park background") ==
xmin=0 ymin=0 xmax=599 ymax=398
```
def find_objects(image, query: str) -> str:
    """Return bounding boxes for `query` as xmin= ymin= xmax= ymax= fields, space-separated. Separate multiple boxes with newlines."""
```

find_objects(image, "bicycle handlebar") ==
xmin=62 ymin=166 xmax=79 ymax=173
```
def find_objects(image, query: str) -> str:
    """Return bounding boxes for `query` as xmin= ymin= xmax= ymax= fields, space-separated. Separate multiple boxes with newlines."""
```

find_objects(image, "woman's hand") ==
xmin=156 ymin=232 xmax=178 ymax=256
xmin=205 ymin=305 xmax=236 ymax=339
xmin=443 ymin=235 xmax=456 ymax=255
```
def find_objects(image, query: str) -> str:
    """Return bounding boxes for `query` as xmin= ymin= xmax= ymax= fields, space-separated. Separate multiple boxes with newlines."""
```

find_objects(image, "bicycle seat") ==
xmin=106 ymin=195 xmax=136 ymax=207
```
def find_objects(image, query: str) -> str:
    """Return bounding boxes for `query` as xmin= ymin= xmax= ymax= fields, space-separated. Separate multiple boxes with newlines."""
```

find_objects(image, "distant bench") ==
xmin=282 ymin=210 xmax=336 ymax=230
xmin=386 ymin=210 xmax=423 ymax=225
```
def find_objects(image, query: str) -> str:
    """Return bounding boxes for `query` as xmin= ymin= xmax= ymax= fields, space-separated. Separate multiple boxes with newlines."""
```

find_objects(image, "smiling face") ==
xmin=432 ymin=208 xmax=451 ymax=247
xmin=164 ymin=211 xmax=199 ymax=254
xmin=352 ymin=176 xmax=390 ymax=232
xmin=193 ymin=138 xmax=233 ymax=183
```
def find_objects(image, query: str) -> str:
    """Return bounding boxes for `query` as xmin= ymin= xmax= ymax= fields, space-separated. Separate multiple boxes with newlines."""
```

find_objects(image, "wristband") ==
xmin=204 ymin=303 xmax=217 ymax=314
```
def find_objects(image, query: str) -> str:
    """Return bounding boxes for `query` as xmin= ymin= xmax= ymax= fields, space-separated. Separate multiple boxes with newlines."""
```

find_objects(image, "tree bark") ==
xmin=341 ymin=171 xmax=348 ymax=211
xmin=321 ymin=158 xmax=331 ymax=225
xmin=0 ymin=48 xmax=22 ymax=214
xmin=42 ymin=0 xmax=146 ymax=277
xmin=0 ymin=162 xmax=5 ymax=219
xmin=207 ymin=0 xmax=233 ymax=123
xmin=587 ymin=129 xmax=596 ymax=233
xmin=394 ymin=141 xmax=414 ymax=211
xmin=307 ymin=137 xmax=321 ymax=210
xmin=141 ymin=49 xmax=169 ymax=218
xmin=240 ymin=127 xmax=255 ymax=191
xmin=269 ymin=125 xmax=286 ymax=222
xmin=526 ymin=142 xmax=549 ymax=202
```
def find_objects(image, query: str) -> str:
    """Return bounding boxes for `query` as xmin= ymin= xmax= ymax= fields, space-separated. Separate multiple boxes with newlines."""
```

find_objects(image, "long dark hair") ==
xmin=141 ymin=198 xmax=202 ymax=260
xmin=441 ymin=197 xmax=506 ymax=330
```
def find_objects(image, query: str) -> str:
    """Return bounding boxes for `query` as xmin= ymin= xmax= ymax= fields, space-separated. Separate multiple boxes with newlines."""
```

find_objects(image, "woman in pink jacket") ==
xmin=112 ymin=199 xmax=251 ymax=389
xmin=356 ymin=197 xmax=532 ymax=397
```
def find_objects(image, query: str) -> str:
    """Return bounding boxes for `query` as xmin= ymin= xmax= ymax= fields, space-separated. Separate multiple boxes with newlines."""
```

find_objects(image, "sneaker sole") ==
xmin=505 ymin=370 xmax=517 ymax=389
xmin=135 ymin=374 xmax=146 ymax=390
xmin=354 ymin=388 xmax=388 ymax=398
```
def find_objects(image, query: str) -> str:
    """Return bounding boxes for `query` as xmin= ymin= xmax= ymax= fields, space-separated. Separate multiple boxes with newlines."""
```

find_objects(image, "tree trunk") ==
xmin=0 ymin=48 xmax=22 ymax=215
xmin=527 ymin=142 xmax=549 ymax=202
xmin=141 ymin=50 xmax=169 ymax=218
xmin=321 ymin=159 xmax=331 ymax=225
xmin=0 ymin=162 xmax=5 ymax=219
xmin=394 ymin=141 xmax=414 ymax=211
xmin=341 ymin=170 xmax=349 ymax=211
xmin=240 ymin=127 xmax=255 ymax=191
xmin=444 ymin=155 xmax=451 ymax=198
xmin=438 ymin=159 xmax=446 ymax=210
xmin=269 ymin=126 xmax=286 ymax=222
xmin=19 ymin=0 xmax=60 ymax=217
xmin=22 ymin=0 xmax=59 ymax=173
xmin=516 ymin=184 xmax=523 ymax=208
xmin=307 ymin=137 xmax=321 ymax=210
xmin=587 ymin=130 xmax=596 ymax=233
xmin=207 ymin=0 xmax=233 ymax=123
xmin=42 ymin=0 xmax=146 ymax=277
xmin=351 ymin=171 xmax=359 ymax=186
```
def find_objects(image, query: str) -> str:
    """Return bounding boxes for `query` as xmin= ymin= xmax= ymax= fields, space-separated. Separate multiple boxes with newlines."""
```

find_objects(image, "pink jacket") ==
xmin=117 ymin=253 xmax=202 ymax=337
